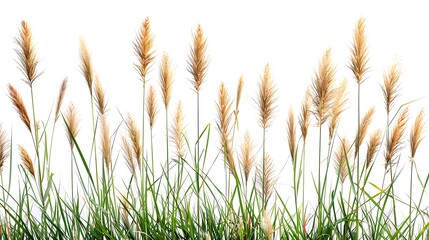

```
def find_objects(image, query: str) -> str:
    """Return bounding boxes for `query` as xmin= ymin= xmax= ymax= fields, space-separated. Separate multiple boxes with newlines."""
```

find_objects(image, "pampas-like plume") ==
xmin=94 ymin=76 xmax=107 ymax=116
xmin=100 ymin=115 xmax=112 ymax=172
xmin=159 ymin=53 xmax=173 ymax=109
xmin=16 ymin=21 xmax=40 ymax=86
xmin=188 ymin=24 xmax=208 ymax=92
xmin=122 ymin=135 xmax=136 ymax=178
xmin=239 ymin=131 xmax=255 ymax=183
xmin=365 ymin=129 xmax=382 ymax=168
xmin=299 ymin=89 xmax=311 ymax=143
xmin=262 ymin=211 xmax=274 ymax=240
xmin=385 ymin=107 xmax=409 ymax=168
xmin=147 ymin=86 xmax=158 ymax=128
xmin=0 ymin=125 xmax=9 ymax=174
xmin=65 ymin=103 xmax=80 ymax=149
xmin=287 ymin=108 xmax=297 ymax=162
xmin=349 ymin=18 xmax=369 ymax=84
xmin=257 ymin=64 xmax=276 ymax=129
xmin=79 ymin=38 xmax=94 ymax=95
xmin=311 ymin=49 xmax=337 ymax=126
xmin=234 ymin=75 xmax=244 ymax=130
xmin=410 ymin=109 xmax=425 ymax=159
xmin=216 ymin=83 xmax=236 ymax=175
xmin=257 ymin=153 xmax=276 ymax=209
xmin=382 ymin=62 xmax=401 ymax=114
xmin=355 ymin=107 xmax=375 ymax=158
xmin=19 ymin=145 xmax=34 ymax=178
xmin=134 ymin=17 xmax=155 ymax=81
xmin=334 ymin=137 xmax=353 ymax=183
xmin=170 ymin=101 xmax=186 ymax=159
xmin=8 ymin=84 xmax=31 ymax=133
xmin=329 ymin=79 xmax=348 ymax=141
xmin=125 ymin=114 xmax=142 ymax=169
xmin=55 ymin=77 xmax=68 ymax=122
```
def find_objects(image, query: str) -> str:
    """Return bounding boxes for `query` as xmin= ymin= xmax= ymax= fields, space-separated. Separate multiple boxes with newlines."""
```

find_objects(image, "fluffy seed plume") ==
xmin=257 ymin=64 xmax=276 ymax=129
xmin=287 ymin=107 xmax=297 ymax=162
xmin=234 ymin=75 xmax=244 ymax=130
xmin=382 ymin=62 xmax=401 ymax=114
xmin=349 ymin=17 xmax=369 ymax=84
xmin=122 ymin=135 xmax=136 ymax=178
xmin=257 ymin=153 xmax=276 ymax=209
xmin=19 ymin=145 xmax=34 ymax=178
xmin=159 ymin=53 xmax=173 ymax=109
xmin=239 ymin=131 xmax=255 ymax=183
xmin=134 ymin=17 xmax=155 ymax=81
xmin=329 ymin=79 xmax=348 ymax=141
xmin=16 ymin=21 xmax=40 ymax=87
xmin=188 ymin=24 xmax=208 ymax=92
xmin=65 ymin=103 xmax=80 ymax=149
xmin=311 ymin=49 xmax=337 ymax=126
xmin=216 ymin=83 xmax=236 ymax=175
xmin=147 ymin=86 xmax=158 ymax=128
xmin=299 ymin=89 xmax=311 ymax=143
xmin=94 ymin=76 xmax=107 ymax=116
xmin=170 ymin=101 xmax=186 ymax=159
xmin=55 ymin=77 xmax=68 ymax=122
xmin=125 ymin=114 xmax=142 ymax=169
xmin=79 ymin=38 xmax=94 ymax=95
xmin=262 ymin=212 xmax=274 ymax=240
xmin=8 ymin=84 xmax=31 ymax=133
xmin=410 ymin=109 xmax=425 ymax=159
xmin=355 ymin=106 xmax=375 ymax=158
xmin=100 ymin=115 xmax=112 ymax=172
xmin=334 ymin=137 xmax=353 ymax=183
xmin=385 ymin=107 xmax=409 ymax=168
xmin=0 ymin=125 xmax=9 ymax=174
xmin=365 ymin=129 xmax=382 ymax=168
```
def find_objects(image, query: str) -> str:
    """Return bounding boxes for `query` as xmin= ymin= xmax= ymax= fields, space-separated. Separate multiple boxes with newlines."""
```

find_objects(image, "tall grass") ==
xmin=0 ymin=18 xmax=428 ymax=240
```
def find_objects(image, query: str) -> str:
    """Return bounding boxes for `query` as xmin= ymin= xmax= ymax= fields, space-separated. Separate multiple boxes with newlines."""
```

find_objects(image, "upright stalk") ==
xmin=355 ymin=83 xmax=361 ymax=239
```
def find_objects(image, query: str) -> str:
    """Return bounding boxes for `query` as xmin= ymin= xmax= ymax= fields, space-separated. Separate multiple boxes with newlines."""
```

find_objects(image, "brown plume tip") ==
xmin=8 ymin=84 xmax=31 ymax=133
xmin=100 ymin=115 xmax=112 ymax=172
xmin=0 ymin=125 xmax=9 ymax=175
xmin=287 ymin=107 xmax=297 ymax=162
xmin=146 ymin=86 xmax=158 ymax=128
xmin=382 ymin=62 xmax=401 ymax=114
xmin=410 ymin=109 xmax=425 ymax=159
xmin=65 ymin=103 xmax=80 ymax=149
xmin=257 ymin=64 xmax=277 ymax=129
xmin=299 ymin=89 xmax=311 ymax=143
xmin=239 ymin=131 xmax=255 ymax=183
xmin=188 ymin=24 xmax=209 ymax=92
xmin=80 ymin=38 xmax=94 ymax=95
xmin=170 ymin=101 xmax=186 ymax=159
xmin=159 ymin=53 xmax=174 ymax=109
xmin=16 ymin=21 xmax=40 ymax=87
xmin=19 ymin=145 xmax=35 ymax=178
xmin=385 ymin=107 xmax=409 ymax=168
xmin=125 ymin=114 xmax=142 ymax=169
xmin=355 ymin=106 xmax=375 ymax=158
xmin=365 ymin=129 xmax=382 ymax=169
xmin=257 ymin=153 xmax=276 ymax=209
xmin=234 ymin=75 xmax=244 ymax=130
xmin=134 ymin=17 xmax=155 ymax=82
xmin=94 ymin=75 xmax=107 ymax=116
xmin=334 ymin=137 xmax=353 ymax=183
xmin=349 ymin=17 xmax=369 ymax=84
xmin=329 ymin=79 xmax=348 ymax=141
xmin=55 ymin=77 xmax=68 ymax=122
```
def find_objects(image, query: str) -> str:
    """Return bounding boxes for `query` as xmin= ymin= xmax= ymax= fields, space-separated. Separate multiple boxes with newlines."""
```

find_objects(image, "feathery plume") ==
xmin=234 ymin=75 xmax=244 ymax=130
xmin=257 ymin=64 xmax=276 ymax=129
xmin=329 ymin=79 xmax=348 ymax=141
xmin=257 ymin=153 xmax=276 ymax=209
xmin=8 ymin=84 xmax=31 ymax=133
xmin=262 ymin=211 xmax=274 ymax=240
xmin=349 ymin=17 xmax=369 ymax=84
xmin=365 ymin=129 xmax=382 ymax=168
xmin=311 ymin=49 xmax=337 ymax=126
xmin=0 ymin=125 xmax=9 ymax=174
xmin=19 ymin=145 xmax=34 ymax=178
xmin=287 ymin=108 xmax=297 ymax=162
xmin=65 ymin=103 xmax=80 ymax=149
xmin=79 ymin=38 xmax=94 ymax=95
xmin=16 ymin=21 xmax=40 ymax=87
xmin=355 ymin=106 xmax=375 ymax=158
xmin=334 ymin=137 xmax=353 ymax=183
xmin=94 ymin=76 xmax=107 ymax=116
xmin=216 ymin=83 xmax=236 ymax=175
xmin=134 ymin=17 xmax=155 ymax=81
xmin=239 ymin=131 xmax=255 ymax=183
xmin=147 ymin=86 xmax=158 ymax=128
xmin=125 ymin=114 xmax=142 ymax=169
xmin=159 ymin=53 xmax=173 ymax=109
xmin=55 ymin=77 xmax=68 ymax=122
xmin=170 ymin=101 xmax=186 ymax=159
xmin=299 ymin=89 xmax=311 ymax=143
xmin=410 ymin=109 xmax=425 ymax=159
xmin=385 ymin=107 xmax=409 ymax=168
xmin=188 ymin=24 xmax=208 ymax=92
xmin=382 ymin=62 xmax=401 ymax=114
xmin=100 ymin=115 xmax=112 ymax=172
xmin=122 ymin=135 xmax=136 ymax=178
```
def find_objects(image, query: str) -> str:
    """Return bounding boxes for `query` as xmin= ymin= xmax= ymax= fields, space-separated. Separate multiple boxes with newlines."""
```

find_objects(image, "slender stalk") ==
xmin=317 ymin=124 xmax=322 ymax=235
xmin=355 ymin=83 xmax=361 ymax=239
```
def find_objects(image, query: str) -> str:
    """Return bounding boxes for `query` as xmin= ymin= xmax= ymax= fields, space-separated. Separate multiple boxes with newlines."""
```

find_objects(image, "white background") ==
xmin=1 ymin=1 xmax=429 ymax=212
